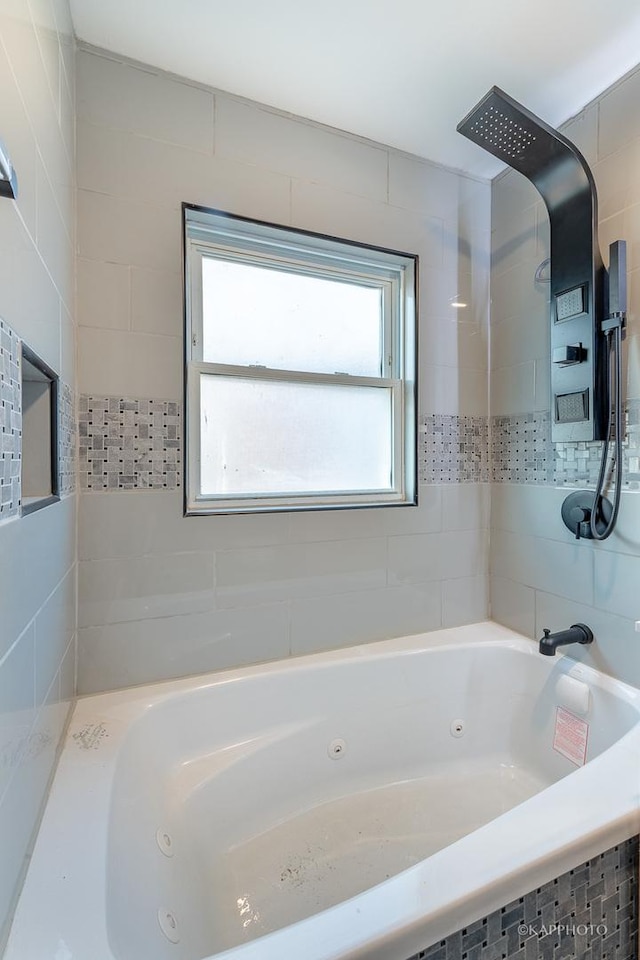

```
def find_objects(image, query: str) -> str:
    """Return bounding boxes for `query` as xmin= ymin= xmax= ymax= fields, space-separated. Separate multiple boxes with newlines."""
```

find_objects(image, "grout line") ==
xmin=211 ymin=92 xmax=216 ymax=157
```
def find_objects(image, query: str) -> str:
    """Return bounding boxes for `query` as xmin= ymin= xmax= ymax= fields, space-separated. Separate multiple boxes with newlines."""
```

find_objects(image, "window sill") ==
xmin=184 ymin=496 xmax=417 ymax=517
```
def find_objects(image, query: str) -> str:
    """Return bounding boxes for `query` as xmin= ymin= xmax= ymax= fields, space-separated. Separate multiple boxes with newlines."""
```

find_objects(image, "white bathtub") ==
xmin=6 ymin=622 xmax=640 ymax=960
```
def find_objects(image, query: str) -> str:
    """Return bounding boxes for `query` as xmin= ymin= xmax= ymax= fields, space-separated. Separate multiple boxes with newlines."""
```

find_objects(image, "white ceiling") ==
xmin=69 ymin=0 xmax=640 ymax=179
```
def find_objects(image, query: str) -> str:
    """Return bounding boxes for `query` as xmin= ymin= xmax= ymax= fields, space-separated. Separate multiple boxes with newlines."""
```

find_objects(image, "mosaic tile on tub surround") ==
xmin=79 ymin=396 xmax=181 ymax=490
xmin=554 ymin=400 xmax=640 ymax=489
xmin=419 ymin=415 xmax=489 ymax=483
xmin=0 ymin=319 xmax=21 ymax=519
xmin=491 ymin=412 xmax=554 ymax=484
xmin=492 ymin=401 xmax=640 ymax=489
xmin=58 ymin=381 xmax=76 ymax=496
xmin=81 ymin=406 xmax=486 ymax=491
xmin=408 ymin=837 xmax=637 ymax=960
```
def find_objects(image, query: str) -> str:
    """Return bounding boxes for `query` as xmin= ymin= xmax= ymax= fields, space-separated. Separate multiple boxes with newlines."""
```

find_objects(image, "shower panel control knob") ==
xmin=553 ymin=344 xmax=586 ymax=365
xmin=561 ymin=490 xmax=613 ymax=540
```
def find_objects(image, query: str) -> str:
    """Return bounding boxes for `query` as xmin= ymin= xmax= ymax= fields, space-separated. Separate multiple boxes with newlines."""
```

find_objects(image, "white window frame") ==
xmin=183 ymin=204 xmax=417 ymax=516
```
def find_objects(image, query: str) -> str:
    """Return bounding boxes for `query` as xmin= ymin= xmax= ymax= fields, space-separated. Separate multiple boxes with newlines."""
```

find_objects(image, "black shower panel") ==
xmin=458 ymin=86 xmax=608 ymax=442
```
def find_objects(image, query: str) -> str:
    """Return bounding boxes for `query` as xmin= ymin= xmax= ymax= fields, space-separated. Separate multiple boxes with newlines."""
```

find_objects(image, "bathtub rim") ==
xmin=5 ymin=619 xmax=640 ymax=960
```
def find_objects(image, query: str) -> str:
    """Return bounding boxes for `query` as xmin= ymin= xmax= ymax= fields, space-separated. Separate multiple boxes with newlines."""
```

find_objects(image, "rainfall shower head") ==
xmin=457 ymin=87 xmax=554 ymax=173
xmin=457 ymin=86 xmax=595 ymax=207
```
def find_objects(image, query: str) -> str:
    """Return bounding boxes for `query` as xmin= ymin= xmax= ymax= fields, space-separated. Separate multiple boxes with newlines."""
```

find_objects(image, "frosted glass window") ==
xmin=202 ymin=259 xmax=383 ymax=376
xmin=200 ymin=376 xmax=393 ymax=497
xmin=184 ymin=205 xmax=417 ymax=515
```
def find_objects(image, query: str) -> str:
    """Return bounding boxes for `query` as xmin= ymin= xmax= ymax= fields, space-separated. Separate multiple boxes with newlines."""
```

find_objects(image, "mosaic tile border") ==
xmin=491 ymin=411 xmax=553 ymax=485
xmin=419 ymin=414 xmax=489 ymax=483
xmin=492 ymin=401 xmax=640 ymax=489
xmin=75 ymin=397 xmax=640 ymax=493
xmin=79 ymin=404 xmax=487 ymax=492
xmin=58 ymin=381 xmax=76 ymax=497
xmin=78 ymin=405 xmax=490 ymax=491
xmin=409 ymin=837 xmax=637 ymax=960
xmin=79 ymin=396 xmax=181 ymax=490
xmin=0 ymin=319 xmax=21 ymax=519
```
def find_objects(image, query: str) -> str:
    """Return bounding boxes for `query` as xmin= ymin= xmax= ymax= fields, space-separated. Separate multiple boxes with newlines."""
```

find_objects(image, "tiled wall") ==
xmin=79 ymin=395 xmax=180 ymax=490
xmin=411 ymin=838 xmax=637 ymax=960
xmin=58 ymin=381 xmax=76 ymax=497
xmin=491 ymin=403 xmax=640 ymax=487
xmin=419 ymin=415 xmax=489 ymax=483
xmin=78 ymin=404 xmax=489 ymax=491
xmin=491 ymin=65 xmax=640 ymax=688
xmin=0 ymin=1 xmax=76 ymax=949
xmin=75 ymin=46 xmax=491 ymax=694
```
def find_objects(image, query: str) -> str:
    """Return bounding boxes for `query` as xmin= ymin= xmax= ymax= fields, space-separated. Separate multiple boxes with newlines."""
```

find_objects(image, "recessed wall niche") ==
xmin=21 ymin=343 xmax=60 ymax=515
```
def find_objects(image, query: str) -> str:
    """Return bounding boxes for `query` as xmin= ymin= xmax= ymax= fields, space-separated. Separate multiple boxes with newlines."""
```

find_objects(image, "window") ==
xmin=183 ymin=205 xmax=417 ymax=515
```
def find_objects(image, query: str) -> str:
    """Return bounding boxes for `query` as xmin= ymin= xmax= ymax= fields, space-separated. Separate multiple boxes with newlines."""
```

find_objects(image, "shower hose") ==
xmin=589 ymin=321 xmax=624 ymax=540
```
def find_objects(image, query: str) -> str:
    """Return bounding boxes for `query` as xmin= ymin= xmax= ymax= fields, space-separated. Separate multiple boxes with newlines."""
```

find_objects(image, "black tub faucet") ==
xmin=539 ymin=623 xmax=594 ymax=656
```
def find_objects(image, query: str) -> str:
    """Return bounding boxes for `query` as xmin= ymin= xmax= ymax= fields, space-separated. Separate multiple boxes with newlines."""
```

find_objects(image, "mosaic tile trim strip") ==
xmin=408 ymin=837 xmax=637 ymax=960
xmin=492 ymin=401 xmax=640 ymax=489
xmin=555 ymin=400 xmax=640 ymax=489
xmin=58 ymin=381 xmax=76 ymax=497
xmin=419 ymin=415 xmax=489 ymax=483
xmin=491 ymin=411 xmax=553 ymax=485
xmin=0 ymin=319 xmax=21 ymax=519
xmin=75 ymin=398 xmax=640 ymax=492
xmin=79 ymin=396 xmax=181 ymax=490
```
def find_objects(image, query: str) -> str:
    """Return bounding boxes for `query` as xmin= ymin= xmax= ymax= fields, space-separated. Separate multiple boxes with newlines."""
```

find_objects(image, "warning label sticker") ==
xmin=553 ymin=706 xmax=589 ymax=766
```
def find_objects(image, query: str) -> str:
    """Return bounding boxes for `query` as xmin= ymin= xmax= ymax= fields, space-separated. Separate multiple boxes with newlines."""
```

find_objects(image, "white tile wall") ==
xmin=388 ymin=154 xmax=465 ymax=220
xmin=78 ymin=490 xmax=290 ymax=557
xmin=491 ymin=482 xmax=640 ymax=685
xmin=76 ymin=481 xmax=491 ymax=691
xmin=0 ymin=625 xmax=35 ymax=807
xmin=290 ymin=583 xmax=443 ymax=657
xmin=420 ymin=363 xmax=489 ymax=417
xmin=34 ymin=567 xmax=75 ymax=704
xmin=533 ymin=590 xmax=640 ymax=687
xmin=291 ymin=179 xmax=445 ymax=263
xmin=215 ymin=96 xmax=388 ymax=201
xmin=490 ymin=527 xmax=594 ymax=605
xmin=78 ymin=604 xmax=291 ymax=694
xmin=442 ymin=482 xmax=490 ymax=530
xmin=77 ymin=326 xmax=182 ymax=398
xmin=598 ymin=69 xmax=640 ymax=160
xmin=77 ymin=258 xmax=130 ymax=331
xmin=442 ymin=576 xmax=489 ymax=628
xmin=216 ymin=538 xmax=389 ymax=608
xmin=77 ymin=484 xmax=489 ymax=692
xmin=78 ymin=553 xmax=216 ymax=627
xmin=387 ymin=533 xmax=441 ymax=585
xmin=490 ymin=576 xmax=536 ymax=637
xmin=0 ymin=1 xmax=76 ymax=946
xmin=490 ymin=65 xmax=640 ymax=690
xmin=77 ymin=189 xmax=181 ymax=271
xmin=75 ymin=47 xmax=491 ymax=695
xmin=76 ymin=51 xmax=214 ymax=151
xmin=130 ymin=267 xmax=182 ymax=337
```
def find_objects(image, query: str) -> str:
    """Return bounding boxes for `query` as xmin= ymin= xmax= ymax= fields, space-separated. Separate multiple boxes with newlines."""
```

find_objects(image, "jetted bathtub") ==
xmin=6 ymin=622 xmax=640 ymax=960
